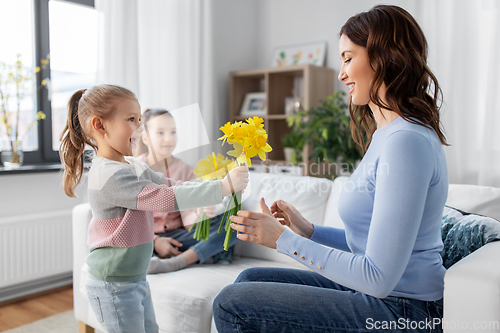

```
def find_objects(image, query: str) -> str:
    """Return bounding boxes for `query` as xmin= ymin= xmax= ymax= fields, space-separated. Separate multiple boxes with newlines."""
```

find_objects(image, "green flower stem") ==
xmin=191 ymin=211 xmax=211 ymax=242
xmin=220 ymin=191 xmax=242 ymax=251
xmin=218 ymin=196 xmax=232 ymax=234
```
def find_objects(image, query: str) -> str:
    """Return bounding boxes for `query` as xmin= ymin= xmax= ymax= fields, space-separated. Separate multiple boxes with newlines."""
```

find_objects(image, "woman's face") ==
xmin=142 ymin=114 xmax=177 ymax=159
xmin=338 ymin=34 xmax=376 ymax=106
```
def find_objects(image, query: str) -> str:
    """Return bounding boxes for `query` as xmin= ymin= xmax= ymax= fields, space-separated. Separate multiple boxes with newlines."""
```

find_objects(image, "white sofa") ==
xmin=73 ymin=172 xmax=500 ymax=333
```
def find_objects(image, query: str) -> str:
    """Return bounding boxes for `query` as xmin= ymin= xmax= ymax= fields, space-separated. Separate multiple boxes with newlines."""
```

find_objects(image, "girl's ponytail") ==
xmin=59 ymin=84 xmax=137 ymax=197
xmin=60 ymin=89 xmax=92 ymax=198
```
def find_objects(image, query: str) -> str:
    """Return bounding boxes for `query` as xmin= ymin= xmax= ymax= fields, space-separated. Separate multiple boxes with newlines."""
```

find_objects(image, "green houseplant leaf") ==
xmin=285 ymin=91 xmax=364 ymax=175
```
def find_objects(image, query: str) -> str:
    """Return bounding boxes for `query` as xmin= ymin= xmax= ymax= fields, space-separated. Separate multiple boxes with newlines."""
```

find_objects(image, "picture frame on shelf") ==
xmin=271 ymin=41 xmax=327 ymax=67
xmin=240 ymin=92 xmax=266 ymax=116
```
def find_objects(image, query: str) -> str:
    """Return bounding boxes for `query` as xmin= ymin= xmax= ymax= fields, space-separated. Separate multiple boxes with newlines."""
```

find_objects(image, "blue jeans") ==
xmin=213 ymin=267 xmax=443 ymax=333
xmin=155 ymin=213 xmax=238 ymax=263
xmin=86 ymin=272 xmax=159 ymax=333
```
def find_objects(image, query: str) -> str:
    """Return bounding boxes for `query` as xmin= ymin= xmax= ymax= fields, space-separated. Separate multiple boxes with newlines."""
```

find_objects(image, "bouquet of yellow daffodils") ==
xmin=191 ymin=117 xmax=272 ymax=250
xmin=217 ymin=116 xmax=272 ymax=250
xmin=191 ymin=153 xmax=237 ymax=242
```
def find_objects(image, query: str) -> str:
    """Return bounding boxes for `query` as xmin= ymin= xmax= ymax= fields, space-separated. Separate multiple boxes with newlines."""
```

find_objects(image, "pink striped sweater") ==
xmin=86 ymin=156 xmax=222 ymax=282
xmin=135 ymin=154 xmax=199 ymax=233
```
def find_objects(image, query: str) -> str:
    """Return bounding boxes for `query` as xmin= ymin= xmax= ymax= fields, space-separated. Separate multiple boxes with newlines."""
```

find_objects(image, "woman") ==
xmin=213 ymin=5 xmax=448 ymax=333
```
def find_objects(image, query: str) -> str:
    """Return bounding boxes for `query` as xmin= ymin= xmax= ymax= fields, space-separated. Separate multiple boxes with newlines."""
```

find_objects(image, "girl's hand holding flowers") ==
xmin=192 ymin=117 xmax=271 ymax=250
xmin=229 ymin=198 xmax=286 ymax=249
xmin=221 ymin=165 xmax=249 ymax=197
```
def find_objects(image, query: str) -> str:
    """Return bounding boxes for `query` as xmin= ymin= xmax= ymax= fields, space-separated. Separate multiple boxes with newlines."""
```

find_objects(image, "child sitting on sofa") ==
xmin=136 ymin=108 xmax=239 ymax=274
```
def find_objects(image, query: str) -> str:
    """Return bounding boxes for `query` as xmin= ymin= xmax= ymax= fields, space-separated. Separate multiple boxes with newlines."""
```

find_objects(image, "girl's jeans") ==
xmin=155 ymin=213 xmax=238 ymax=263
xmin=86 ymin=272 xmax=159 ymax=333
xmin=213 ymin=267 xmax=443 ymax=333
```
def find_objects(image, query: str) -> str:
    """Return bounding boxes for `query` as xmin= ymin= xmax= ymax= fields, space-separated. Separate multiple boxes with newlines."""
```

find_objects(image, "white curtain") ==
xmin=95 ymin=0 xmax=217 ymax=165
xmin=415 ymin=0 xmax=500 ymax=187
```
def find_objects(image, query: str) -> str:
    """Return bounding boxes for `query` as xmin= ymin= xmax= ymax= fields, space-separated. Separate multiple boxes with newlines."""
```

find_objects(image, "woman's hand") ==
xmin=229 ymin=198 xmax=286 ymax=249
xmin=154 ymin=237 xmax=182 ymax=258
xmin=270 ymin=200 xmax=314 ymax=239
xmin=221 ymin=166 xmax=249 ymax=197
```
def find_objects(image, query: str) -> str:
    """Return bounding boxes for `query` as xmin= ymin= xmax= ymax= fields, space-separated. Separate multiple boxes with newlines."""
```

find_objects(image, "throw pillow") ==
xmin=441 ymin=206 xmax=500 ymax=269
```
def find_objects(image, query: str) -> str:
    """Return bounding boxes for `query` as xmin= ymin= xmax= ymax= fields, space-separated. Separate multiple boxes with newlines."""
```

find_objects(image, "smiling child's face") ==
xmin=98 ymin=98 xmax=142 ymax=162
xmin=142 ymin=114 xmax=177 ymax=160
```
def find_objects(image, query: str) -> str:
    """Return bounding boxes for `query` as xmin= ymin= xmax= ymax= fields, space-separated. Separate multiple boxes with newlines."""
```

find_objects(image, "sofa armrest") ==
xmin=443 ymin=241 xmax=500 ymax=332
xmin=72 ymin=203 xmax=92 ymax=321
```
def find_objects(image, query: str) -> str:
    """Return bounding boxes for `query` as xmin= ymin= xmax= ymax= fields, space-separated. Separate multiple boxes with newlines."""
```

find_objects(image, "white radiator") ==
xmin=0 ymin=210 xmax=73 ymax=290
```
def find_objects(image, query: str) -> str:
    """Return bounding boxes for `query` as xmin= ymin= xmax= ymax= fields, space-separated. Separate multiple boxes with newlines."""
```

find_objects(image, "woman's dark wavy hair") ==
xmin=340 ymin=5 xmax=448 ymax=151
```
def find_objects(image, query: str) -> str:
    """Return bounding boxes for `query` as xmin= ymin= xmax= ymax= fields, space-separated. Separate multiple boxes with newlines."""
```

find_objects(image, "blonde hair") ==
xmin=59 ymin=84 xmax=137 ymax=197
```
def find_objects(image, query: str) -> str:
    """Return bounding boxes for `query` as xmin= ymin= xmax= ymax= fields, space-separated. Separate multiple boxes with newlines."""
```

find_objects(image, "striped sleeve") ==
xmin=91 ymin=166 xmax=223 ymax=213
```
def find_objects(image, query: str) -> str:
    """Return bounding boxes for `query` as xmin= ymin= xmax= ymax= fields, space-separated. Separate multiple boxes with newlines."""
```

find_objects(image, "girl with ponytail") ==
xmin=60 ymin=84 xmax=249 ymax=332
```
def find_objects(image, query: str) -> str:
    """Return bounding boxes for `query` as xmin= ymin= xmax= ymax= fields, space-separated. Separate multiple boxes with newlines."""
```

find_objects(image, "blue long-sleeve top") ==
xmin=276 ymin=116 xmax=448 ymax=301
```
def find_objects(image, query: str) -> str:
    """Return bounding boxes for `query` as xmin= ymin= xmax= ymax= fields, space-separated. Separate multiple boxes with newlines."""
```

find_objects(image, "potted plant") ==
xmin=281 ymin=129 xmax=304 ymax=164
xmin=0 ymin=54 xmax=48 ymax=168
xmin=285 ymin=91 xmax=363 ymax=177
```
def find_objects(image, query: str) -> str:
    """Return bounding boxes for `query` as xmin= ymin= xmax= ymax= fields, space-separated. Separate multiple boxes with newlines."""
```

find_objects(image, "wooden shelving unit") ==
xmin=229 ymin=64 xmax=335 ymax=175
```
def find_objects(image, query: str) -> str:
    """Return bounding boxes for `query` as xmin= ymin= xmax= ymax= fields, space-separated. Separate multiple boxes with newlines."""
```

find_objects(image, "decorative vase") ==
xmin=1 ymin=137 xmax=24 ymax=168
xmin=284 ymin=147 xmax=294 ymax=163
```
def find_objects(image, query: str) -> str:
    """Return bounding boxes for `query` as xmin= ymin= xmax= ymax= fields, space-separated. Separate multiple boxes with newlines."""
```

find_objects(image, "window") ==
xmin=0 ymin=0 xmax=95 ymax=165
xmin=0 ymin=1 xmax=38 ymax=153
xmin=49 ymin=0 xmax=98 ymax=151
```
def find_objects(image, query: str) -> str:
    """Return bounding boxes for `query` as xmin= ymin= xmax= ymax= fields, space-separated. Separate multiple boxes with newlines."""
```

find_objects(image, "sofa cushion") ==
xmin=146 ymin=258 xmax=305 ymax=333
xmin=441 ymin=206 xmax=500 ymax=269
xmin=322 ymin=176 xmax=349 ymax=229
xmin=236 ymin=172 xmax=333 ymax=263
xmin=447 ymin=183 xmax=500 ymax=221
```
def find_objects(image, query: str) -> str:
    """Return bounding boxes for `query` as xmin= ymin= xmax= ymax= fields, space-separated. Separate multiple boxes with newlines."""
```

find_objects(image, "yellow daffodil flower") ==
xmin=246 ymin=116 xmax=264 ymax=129
xmin=231 ymin=124 xmax=247 ymax=145
xmin=194 ymin=153 xmax=236 ymax=181
xmin=247 ymin=134 xmax=272 ymax=161
xmin=218 ymin=122 xmax=233 ymax=145
xmin=227 ymin=142 xmax=252 ymax=166
xmin=36 ymin=111 xmax=46 ymax=120
xmin=219 ymin=116 xmax=272 ymax=167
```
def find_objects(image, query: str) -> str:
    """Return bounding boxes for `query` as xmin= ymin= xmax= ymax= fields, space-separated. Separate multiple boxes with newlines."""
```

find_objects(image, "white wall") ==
xmin=0 ymin=172 xmax=87 ymax=218
xmin=253 ymin=0 xmax=417 ymax=94
xmin=211 ymin=0 xmax=260 ymax=141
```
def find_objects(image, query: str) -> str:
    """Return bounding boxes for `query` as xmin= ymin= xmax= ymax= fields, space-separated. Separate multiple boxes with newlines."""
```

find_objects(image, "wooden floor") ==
xmin=0 ymin=285 xmax=73 ymax=332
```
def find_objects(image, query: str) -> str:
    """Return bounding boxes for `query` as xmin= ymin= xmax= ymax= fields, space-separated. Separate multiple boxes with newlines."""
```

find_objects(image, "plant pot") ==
xmin=1 ymin=137 xmax=24 ymax=169
xmin=283 ymin=147 xmax=294 ymax=163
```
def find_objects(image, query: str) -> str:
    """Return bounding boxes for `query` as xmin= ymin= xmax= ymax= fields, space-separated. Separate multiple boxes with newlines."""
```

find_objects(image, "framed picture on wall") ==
xmin=271 ymin=41 xmax=327 ymax=67
xmin=240 ymin=92 xmax=266 ymax=116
